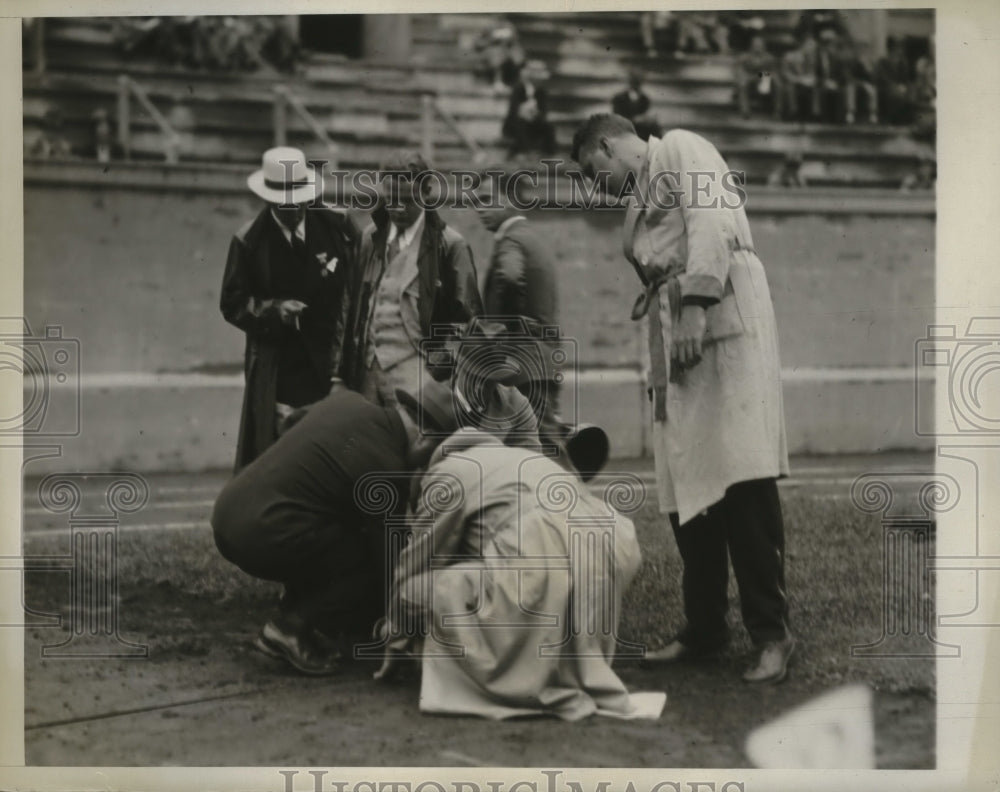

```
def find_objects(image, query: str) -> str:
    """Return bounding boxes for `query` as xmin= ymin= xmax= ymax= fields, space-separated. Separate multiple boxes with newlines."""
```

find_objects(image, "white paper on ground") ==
xmin=745 ymin=683 xmax=876 ymax=769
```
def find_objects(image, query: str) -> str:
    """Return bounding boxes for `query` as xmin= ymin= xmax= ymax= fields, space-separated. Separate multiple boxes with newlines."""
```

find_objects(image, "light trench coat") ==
xmin=387 ymin=430 xmax=666 ymax=721
xmin=624 ymin=131 xmax=789 ymax=524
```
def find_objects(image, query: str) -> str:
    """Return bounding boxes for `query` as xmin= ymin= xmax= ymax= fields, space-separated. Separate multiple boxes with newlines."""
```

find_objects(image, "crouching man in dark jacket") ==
xmin=211 ymin=380 xmax=458 ymax=675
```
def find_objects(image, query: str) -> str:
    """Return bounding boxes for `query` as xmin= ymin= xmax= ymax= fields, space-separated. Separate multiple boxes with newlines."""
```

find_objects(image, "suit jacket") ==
xmin=483 ymin=216 xmax=558 ymax=331
xmin=338 ymin=205 xmax=483 ymax=390
xmin=220 ymin=206 xmax=359 ymax=471
xmin=611 ymin=89 xmax=651 ymax=121
xmin=503 ymin=80 xmax=550 ymax=137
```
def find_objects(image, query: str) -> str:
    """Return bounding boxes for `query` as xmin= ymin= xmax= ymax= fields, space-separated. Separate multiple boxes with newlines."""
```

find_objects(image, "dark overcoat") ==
xmin=220 ymin=206 xmax=359 ymax=471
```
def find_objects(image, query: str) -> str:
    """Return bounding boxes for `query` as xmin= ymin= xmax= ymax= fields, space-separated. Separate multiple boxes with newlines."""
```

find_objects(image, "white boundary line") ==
xmin=38 ymin=366 xmax=934 ymax=390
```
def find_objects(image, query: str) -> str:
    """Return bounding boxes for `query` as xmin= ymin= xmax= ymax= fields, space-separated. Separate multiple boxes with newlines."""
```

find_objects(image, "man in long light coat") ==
xmin=571 ymin=114 xmax=794 ymax=683
xmin=373 ymin=385 xmax=666 ymax=720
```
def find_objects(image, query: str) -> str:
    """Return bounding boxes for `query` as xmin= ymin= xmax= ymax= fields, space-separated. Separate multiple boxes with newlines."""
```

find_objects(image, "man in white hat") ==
xmin=221 ymin=146 xmax=359 ymax=470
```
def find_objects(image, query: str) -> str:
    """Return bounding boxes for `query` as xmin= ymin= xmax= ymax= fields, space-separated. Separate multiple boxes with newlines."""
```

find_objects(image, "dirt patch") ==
xmin=24 ymin=580 xmax=933 ymax=768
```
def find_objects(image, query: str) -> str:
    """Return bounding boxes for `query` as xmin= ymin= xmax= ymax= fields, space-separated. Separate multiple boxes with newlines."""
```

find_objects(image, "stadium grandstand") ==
xmin=23 ymin=11 xmax=935 ymax=187
xmin=20 ymin=10 xmax=937 ymax=472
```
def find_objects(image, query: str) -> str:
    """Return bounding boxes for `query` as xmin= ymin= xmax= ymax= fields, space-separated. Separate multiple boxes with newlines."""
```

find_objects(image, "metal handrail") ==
xmin=272 ymin=85 xmax=339 ymax=169
xmin=116 ymin=74 xmax=180 ymax=163
xmin=421 ymin=92 xmax=487 ymax=166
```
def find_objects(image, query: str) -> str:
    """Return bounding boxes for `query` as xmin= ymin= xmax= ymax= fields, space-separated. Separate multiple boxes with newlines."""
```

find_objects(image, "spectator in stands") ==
xmin=612 ymin=69 xmax=661 ymax=140
xmin=258 ymin=16 xmax=300 ymax=73
xmin=502 ymin=60 xmax=557 ymax=159
xmin=220 ymin=147 xmax=360 ymax=471
xmin=724 ymin=12 xmax=767 ymax=53
xmin=840 ymin=40 xmax=879 ymax=124
xmin=767 ymin=152 xmax=808 ymax=187
xmin=734 ymin=35 xmax=782 ymax=120
xmin=92 ymin=109 xmax=112 ymax=163
xmin=476 ymin=23 xmax=526 ymax=93
xmin=793 ymin=10 xmax=847 ymax=44
xmin=338 ymin=150 xmax=483 ymax=408
xmin=900 ymin=153 xmax=936 ymax=192
xmin=113 ymin=15 xmax=297 ymax=73
xmin=911 ymin=36 xmax=936 ymax=140
xmin=212 ymin=379 xmax=458 ymax=676
xmin=815 ymin=28 xmax=850 ymax=123
xmin=876 ymin=37 xmax=913 ymax=125
xmin=673 ymin=12 xmax=729 ymax=57
xmin=28 ymin=110 xmax=73 ymax=160
xmin=640 ymin=11 xmax=673 ymax=59
xmin=781 ymin=34 xmax=819 ymax=120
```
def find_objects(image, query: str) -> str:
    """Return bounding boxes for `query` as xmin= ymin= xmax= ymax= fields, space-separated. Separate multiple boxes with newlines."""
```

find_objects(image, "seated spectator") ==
xmin=734 ymin=34 xmax=782 ymax=120
xmin=724 ymin=11 xmax=767 ymax=53
xmin=112 ymin=15 xmax=297 ymax=73
xmin=640 ymin=11 xmax=673 ymax=58
xmin=28 ymin=110 xmax=73 ymax=160
xmin=911 ymin=37 xmax=935 ymax=140
xmin=258 ymin=16 xmax=301 ymax=73
xmin=476 ymin=23 xmax=525 ymax=93
xmin=781 ymin=35 xmax=819 ymax=120
xmin=900 ymin=154 xmax=935 ymax=192
xmin=92 ymin=109 xmax=112 ymax=163
xmin=815 ymin=28 xmax=850 ymax=123
xmin=794 ymin=10 xmax=847 ymax=43
xmin=767 ymin=152 xmax=808 ymax=187
xmin=674 ymin=12 xmax=728 ymax=57
xmin=611 ymin=69 xmax=661 ymax=140
xmin=843 ymin=41 xmax=879 ymax=124
xmin=876 ymin=36 xmax=913 ymax=125
xmin=502 ymin=60 xmax=557 ymax=159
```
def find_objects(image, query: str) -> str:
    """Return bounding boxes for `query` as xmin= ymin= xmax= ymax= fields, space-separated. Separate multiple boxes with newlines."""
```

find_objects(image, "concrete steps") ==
xmin=28 ymin=14 xmax=934 ymax=186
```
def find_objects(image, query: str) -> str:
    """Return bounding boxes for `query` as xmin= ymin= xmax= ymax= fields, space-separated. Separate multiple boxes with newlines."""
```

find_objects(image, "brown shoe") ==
xmin=742 ymin=636 xmax=796 ymax=683
xmin=253 ymin=619 xmax=341 ymax=676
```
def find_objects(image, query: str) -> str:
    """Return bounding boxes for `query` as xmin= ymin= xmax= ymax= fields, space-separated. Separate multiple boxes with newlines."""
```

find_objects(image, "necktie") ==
xmin=386 ymin=233 xmax=401 ymax=263
xmin=291 ymin=232 xmax=308 ymax=261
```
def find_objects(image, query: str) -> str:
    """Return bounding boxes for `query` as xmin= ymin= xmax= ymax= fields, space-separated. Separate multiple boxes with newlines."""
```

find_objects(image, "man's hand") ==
xmin=277 ymin=299 xmax=308 ymax=327
xmin=373 ymin=649 xmax=405 ymax=681
xmin=671 ymin=304 xmax=708 ymax=370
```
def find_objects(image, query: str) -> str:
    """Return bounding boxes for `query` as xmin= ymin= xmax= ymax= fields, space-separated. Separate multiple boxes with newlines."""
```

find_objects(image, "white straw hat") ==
xmin=247 ymin=146 xmax=318 ymax=204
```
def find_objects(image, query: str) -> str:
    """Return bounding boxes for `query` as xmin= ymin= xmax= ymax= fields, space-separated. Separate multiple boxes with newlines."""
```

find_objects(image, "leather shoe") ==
xmin=642 ymin=638 xmax=725 ymax=665
xmin=253 ymin=619 xmax=341 ymax=676
xmin=742 ymin=636 xmax=796 ymax=683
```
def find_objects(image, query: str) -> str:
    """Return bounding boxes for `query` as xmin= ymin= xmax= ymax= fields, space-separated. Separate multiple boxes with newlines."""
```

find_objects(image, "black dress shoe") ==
xmin=253 ymin=619 xmax=341 ymax=676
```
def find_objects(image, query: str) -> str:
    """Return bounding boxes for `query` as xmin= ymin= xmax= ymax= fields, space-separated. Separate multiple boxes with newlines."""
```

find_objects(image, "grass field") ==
xmin=21 ymin=464 xmax=936 ymax=767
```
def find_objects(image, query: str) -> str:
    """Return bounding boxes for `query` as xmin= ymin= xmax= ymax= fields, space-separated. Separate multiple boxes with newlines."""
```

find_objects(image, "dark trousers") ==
xmin=669 ymin=477 xmax=789 ymax=647
xmin=213 ymin=511 xmax=386 ymax=636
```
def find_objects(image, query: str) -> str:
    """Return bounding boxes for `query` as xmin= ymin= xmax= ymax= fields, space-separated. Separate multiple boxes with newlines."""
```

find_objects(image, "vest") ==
xmin=369 ymin=229 xmax=422 ymax=370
